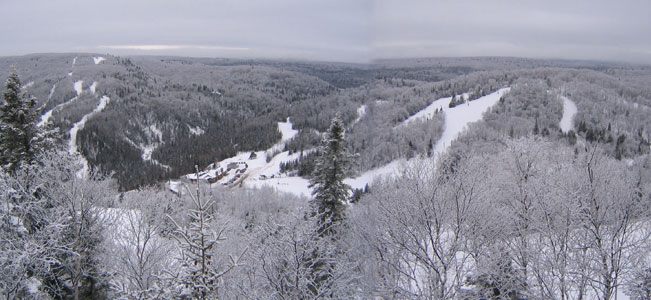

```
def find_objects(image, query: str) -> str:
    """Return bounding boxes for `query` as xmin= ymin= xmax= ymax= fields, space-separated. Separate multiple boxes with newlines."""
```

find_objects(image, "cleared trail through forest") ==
xmin=559 ymin=95 xmax=577 ymax=133
xmin=69 ymin=96 xmax=111 ymax=178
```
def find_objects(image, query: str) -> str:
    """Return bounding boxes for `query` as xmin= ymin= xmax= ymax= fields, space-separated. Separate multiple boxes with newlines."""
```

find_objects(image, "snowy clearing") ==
xmin=431 ymin=88 xmax=510 ymax=157
xmin=177 ymin=118 xmax=310 ymax=195
xmin=353 ymin=105 xmax=367 ymax=125
xmin=93 ymin=56 xmax=106 ymax=64
xmin=90 ymin=81 xmax=98 ymax=94
xmin=188 ymin=125 xmax=205 ymax=135
xmin=21 ymin=81 xmax=34 ymax=90
xmin=559 ymin=95 xmax=577 ymax=133
xmin=74 ymin=80 xmax=83 ymax=96
xmin=69 ymin=96 xmax=110 ymax=178
xmin=72 ymin=56 xmax=77 ymax=65
xmin=402 ymin=93 xmax=469 ymax=126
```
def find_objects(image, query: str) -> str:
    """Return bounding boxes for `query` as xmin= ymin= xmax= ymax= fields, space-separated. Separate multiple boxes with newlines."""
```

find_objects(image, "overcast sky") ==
xmin=1 ymin=0 xmax=650 ymax=64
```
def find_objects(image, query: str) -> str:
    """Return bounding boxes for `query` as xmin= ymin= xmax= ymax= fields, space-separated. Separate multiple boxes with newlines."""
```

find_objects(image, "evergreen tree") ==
xmin=0 ymin=69 xmax=51 ymax=174
xmin=309 ymin=113 xmax=353 ymax=236
xmin=167 ymin=167 xmax=233 ymax=299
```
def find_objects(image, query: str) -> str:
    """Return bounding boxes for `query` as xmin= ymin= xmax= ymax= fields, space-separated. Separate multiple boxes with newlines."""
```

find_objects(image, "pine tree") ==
xmin=167 ymin=167 xmax=233 ymax=299
xmin=0 ymin=68 xmax=51 ymax=174
xmin=309 ymin=113 xmax=353 ymax=236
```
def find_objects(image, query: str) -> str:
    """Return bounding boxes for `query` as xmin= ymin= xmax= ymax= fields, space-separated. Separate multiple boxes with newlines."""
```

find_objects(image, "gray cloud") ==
xmin=373 ymin=0 xmax=651 ymax=64
xmin=1 ymin=0 xmax=650 ymax=64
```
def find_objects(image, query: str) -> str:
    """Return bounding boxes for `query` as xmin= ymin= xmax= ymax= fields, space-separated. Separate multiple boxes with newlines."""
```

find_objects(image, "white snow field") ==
xmin=69 ymin=96 xmax=110 ymax=178
xmin=559 ymin=95 xmax=577 ymax=133
xmin=402 ymin=92 xmax=469 ymax=126
xmin=72 ymin=56 xmax=77 ymax=65
xmin=188 ymin=125 xmax=205 ymax=135
xmin=90 ymin=81 xmax=98 ymax=94
xmin=93 ymin=56 xmax=106 ymax=64
xmin=21 ymin=81 xmax=34 ymax=90
xmin=353 ymin=104 xmax=367 ymax=125
xmin=74 ymin=80 xmax=83 ymax=96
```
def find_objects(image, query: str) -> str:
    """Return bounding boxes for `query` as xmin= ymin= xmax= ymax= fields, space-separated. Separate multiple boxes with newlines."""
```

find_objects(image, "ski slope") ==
xmin=74 ymin=80 xmax=83 ymax=96
xmin=353 ymin=104 xmax=367 ymax=125
xmin=346 ymin=87 xmax=511 ymax=190
xmin=38 ymin=81 xmax=86 ymax=127
xmin=402 ymin=93 xmax=469 ymax=126
xmin=69 ymin=96 xmax=111 ymax=178
xmin=559 ymin=95 xmax=577 ymax=133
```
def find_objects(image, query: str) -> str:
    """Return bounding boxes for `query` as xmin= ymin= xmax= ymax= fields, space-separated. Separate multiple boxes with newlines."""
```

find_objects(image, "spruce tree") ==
xmin=0 ymin=69 xmax=46 ymax=174
xmin=309 ymin=113 xmax=353 ymax=236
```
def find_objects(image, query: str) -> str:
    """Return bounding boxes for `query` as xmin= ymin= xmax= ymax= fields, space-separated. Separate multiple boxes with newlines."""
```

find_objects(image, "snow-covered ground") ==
xmin=72 ymin=56 xmax=77 ymax=65
xmin=345 ymin=88 xmax=510 ymax=190
xmin=123 ymin=124 xmax=170 ymax=169
xmin=69 ymin=96 xmax=110 ymax=178
xmin=38 ymin=95 xmax=79 ymax=127
xmin=431 ymin=88 xmax=510 ymax=157
xmin=47 ymin=84 xmax=56 ymax=100
xmin=172 ymin=118 xmax=313 ymax=196
xmin=402 ymin=93 xmax=469 ymax=126
xmin=90 ymin=81 xmax=98 ymax=94
xmin=74 ymin=80 xmax=83 ymax=96
xmin=39 ymin=81 xmax=87 ymax=126
xmin=177 ymin=88 xmax=511 ymax=198
xmin=93 ymin=56 xmax=106 ymax=64
xmin=353 ymin=105 xmax=367 ymax=125
xmin=559 ymin=95 xmax=577 ymax=133
xmin=188 ymin=125 xmax=205 ymax=135
xmin=21 ymin=81 xmax=34 ymax=90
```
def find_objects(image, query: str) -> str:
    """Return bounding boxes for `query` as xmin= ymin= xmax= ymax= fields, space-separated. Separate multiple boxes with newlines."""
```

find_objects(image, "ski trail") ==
xmin=559 ymin=95 xmax=577 ymax=133
xmin=353 ymin=105 xmax=367 ymax=125
xmin=37 ymin=84 xmax=57 ymax=113
xmin=345 ymin=87 xmax=510 ymax=190
xmin=38 ymin=96 xmax=79 ymax=127
xmin=38 ymin=81 xmax=84 ymax=127
xmin=69 ymin=96 xmax=111 ymax=178
xmin=48 ymin=84 xmax=57 ymax=100
xmin=74 ymin=80 xmax=83 ymax=96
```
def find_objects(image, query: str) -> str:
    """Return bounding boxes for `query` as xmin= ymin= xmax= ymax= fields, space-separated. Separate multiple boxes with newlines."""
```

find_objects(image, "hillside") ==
xmin=2 ymin=54 xmax=651 ymax=193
